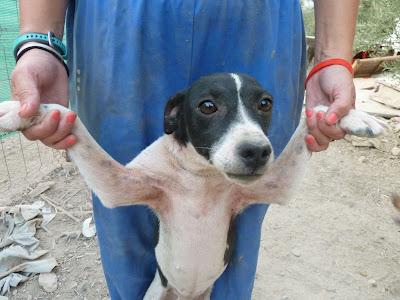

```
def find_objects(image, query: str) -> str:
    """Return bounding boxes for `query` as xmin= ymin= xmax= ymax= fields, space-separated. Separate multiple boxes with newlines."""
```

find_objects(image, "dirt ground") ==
xmin=0 ymin=82 xmax=399 ymax=300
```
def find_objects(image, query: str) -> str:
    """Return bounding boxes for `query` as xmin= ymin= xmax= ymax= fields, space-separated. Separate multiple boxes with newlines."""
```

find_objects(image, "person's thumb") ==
xmin=12 ymin=71 xmax=41 ymax=118
xmin=325 ymin=89 xmax=355 ymax=126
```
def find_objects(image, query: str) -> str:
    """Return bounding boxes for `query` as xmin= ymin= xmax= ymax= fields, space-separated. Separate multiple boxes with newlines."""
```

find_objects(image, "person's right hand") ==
xmin=11 ymin=49 xmax=77 ymax=149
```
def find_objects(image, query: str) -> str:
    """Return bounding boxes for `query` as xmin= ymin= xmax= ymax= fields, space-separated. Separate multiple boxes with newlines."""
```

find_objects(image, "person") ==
xmin=11 ymin=0 xmax=359 ymax=298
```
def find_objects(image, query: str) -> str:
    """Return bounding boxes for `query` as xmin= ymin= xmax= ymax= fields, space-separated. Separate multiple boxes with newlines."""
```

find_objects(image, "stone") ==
xmin=291 ymin=248 xmax=301 ymax=257
xmin=391 ymin=147 xmax=400 ymax=156
xmin=368 ymin=279 xmax=377 ymax=287
xmin=359 ymin=271 xmax=368 ymax=277
xmin=38 ymin=272 xmax=58 ymax=293
xmin=358 ymin=156 xmax=367 ymax=163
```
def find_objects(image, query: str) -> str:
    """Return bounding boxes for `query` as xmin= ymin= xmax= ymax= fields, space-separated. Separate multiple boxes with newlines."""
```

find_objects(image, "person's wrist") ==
xmin=314 ymin=48 xmax=352 ymax=64
xmin=17 ymin=48 xmax=68 ymax=76
xmin=305 ymin=58 xmax=353 ymax=87
xmin=20 ymin=26 xmax=64 ymax=39
xmin=16 ymin=42 xmax=69 ymax=76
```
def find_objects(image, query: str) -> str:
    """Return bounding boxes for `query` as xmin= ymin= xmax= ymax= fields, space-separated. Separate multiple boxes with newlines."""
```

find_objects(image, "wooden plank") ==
xmin=353 ymin=55 xmax=400 ymax=77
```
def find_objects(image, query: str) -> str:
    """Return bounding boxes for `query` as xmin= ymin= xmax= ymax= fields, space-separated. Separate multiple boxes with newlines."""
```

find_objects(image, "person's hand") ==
xmin=11 ymin=49 xmax=77 ymax=149
xmin=305 ymin=64 xmax=355 ymax=152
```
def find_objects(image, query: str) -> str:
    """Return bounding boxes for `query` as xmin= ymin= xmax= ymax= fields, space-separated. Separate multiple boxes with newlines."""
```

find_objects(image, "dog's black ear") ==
xmin=164 ymin=92 xmax=188 ymax=145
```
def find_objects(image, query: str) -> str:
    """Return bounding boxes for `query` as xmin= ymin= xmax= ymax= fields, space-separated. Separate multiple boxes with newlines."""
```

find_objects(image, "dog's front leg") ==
xmin=0 ymin=101 xmax=164 ymax=208
xmin=239 ymin=107 xmax=386 ymax=206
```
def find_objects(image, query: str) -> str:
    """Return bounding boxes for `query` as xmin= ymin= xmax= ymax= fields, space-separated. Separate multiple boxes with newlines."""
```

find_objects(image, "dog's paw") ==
xmin=0 ymin=101 xmax=24 ymax=131
xmin=339 ymin=109 xmax=386 ymax=137
xmin=313 ymin=105 xmax=386 ymax=138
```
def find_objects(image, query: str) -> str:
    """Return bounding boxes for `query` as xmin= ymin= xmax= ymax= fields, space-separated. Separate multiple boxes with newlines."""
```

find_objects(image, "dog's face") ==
xmin=164 ymin=73 xmax=274 ymax=183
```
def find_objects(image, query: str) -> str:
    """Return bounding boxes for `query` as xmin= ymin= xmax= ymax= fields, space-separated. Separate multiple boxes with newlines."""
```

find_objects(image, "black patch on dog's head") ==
xmin=163 ymin=73 xmax=273 ymax=160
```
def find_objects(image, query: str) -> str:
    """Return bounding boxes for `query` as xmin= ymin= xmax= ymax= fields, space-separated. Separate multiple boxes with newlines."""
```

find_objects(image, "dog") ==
xmin=0 ymin=73 xmax=385 ymax=299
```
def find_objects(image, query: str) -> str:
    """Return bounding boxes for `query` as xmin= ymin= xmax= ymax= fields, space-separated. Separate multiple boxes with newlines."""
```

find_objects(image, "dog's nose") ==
xmin=237 ymin=143 xmax=271 ymax=170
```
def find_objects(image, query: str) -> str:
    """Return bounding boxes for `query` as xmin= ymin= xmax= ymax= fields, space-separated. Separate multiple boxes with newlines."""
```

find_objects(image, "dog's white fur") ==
xmin=0 ymin=80 xmax=385 ymax=299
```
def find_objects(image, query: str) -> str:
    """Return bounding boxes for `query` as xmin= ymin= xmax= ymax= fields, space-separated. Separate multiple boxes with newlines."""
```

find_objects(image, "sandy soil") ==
xmin=0 ymin=84 xmax=399 ymax=300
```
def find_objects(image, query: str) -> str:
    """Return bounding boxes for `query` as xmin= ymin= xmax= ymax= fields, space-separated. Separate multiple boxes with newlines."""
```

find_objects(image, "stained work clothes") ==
xmin=66 ymin=0 xmax=306 ymax=299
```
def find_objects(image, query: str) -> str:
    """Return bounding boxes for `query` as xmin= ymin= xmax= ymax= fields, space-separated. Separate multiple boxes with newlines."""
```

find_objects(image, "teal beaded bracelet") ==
xmin=13 ymin=31 xmax=67 ymax=60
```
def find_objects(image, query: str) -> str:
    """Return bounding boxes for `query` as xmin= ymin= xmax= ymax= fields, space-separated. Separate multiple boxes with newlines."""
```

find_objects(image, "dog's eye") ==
xmin=257 ymin=97 xmax=272 ymax=112
xmin=198 ymin=100 xmax=218 ymax=115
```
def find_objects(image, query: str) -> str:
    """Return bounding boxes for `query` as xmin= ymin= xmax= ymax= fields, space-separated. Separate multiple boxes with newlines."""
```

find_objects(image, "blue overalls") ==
xmin=66 ymin=1 xmax=306 ymax=299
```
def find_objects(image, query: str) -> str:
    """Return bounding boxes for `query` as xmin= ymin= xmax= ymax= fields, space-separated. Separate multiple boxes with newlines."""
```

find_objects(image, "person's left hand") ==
xmin=305 ymin=64 xmax=355 ymax=152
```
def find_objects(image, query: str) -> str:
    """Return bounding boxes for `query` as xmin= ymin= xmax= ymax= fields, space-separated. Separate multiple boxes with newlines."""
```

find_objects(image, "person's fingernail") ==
xmin=316 ymin=111 xmax=324 ymax=121
xmin=20 ymin=103 xmax=27 ymax=112
xmin=305 ymin=135 xmax=314 ymax=145
xmin=67 ymin=136 xmax=77 ymax=147
xmin=52 ymin=110 xmax=61 ymax=121
xmin=305 ymin=108 xmax=313 ymax=118
xmin=67 ymin=113 xmax=77 ymax=123
xmin=326 ymin=113 xmax=338 ymax=125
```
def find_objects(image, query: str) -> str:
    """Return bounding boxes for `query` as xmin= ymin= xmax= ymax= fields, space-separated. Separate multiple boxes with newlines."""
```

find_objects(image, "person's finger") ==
xmin=306 ymin=111 xmax=331 ymax=147
xmin=22 ymin=110 xmax=60 ymax=141
xmin=305 ymin=134 xmax=329 ymax=152
xmin=41 ymin=112 xmax=77 ymax=146
xmin=325 ymin=87 xmax=355 ymax=126
xmin=11 ymin=69 xmax=41 ymax=118
xmin=317 ymin=118 xmax=346 ymax=140
xmin=51 ymin=134 xmax=77 ymax=150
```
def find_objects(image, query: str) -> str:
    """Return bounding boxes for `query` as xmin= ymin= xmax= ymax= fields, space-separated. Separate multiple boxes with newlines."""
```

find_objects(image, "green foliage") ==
xmin=355 ymin=0 xmax=400 ymax=53
xmin=301 ymin=0 xmax=400 ymax=52
xmin=301 ymin=2 xmax=315 ymax=36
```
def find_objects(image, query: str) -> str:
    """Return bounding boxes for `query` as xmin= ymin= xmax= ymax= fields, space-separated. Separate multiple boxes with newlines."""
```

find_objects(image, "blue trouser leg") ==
xmin=92 ymin=201 xmax=158 ymax=299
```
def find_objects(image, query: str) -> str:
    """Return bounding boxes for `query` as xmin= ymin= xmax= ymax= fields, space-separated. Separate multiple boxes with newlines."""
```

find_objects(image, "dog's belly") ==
xmin=156 ymin=198 xmax=231 ymax=297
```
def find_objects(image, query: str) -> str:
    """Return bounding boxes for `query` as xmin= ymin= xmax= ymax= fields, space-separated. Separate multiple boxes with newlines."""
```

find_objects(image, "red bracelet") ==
xmin=305 ymin=58 xmax=353 ymax=87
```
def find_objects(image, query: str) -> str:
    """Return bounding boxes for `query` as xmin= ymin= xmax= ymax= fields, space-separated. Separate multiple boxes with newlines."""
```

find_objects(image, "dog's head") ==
xmin=164 ymin=73 xmax=274 ymax=183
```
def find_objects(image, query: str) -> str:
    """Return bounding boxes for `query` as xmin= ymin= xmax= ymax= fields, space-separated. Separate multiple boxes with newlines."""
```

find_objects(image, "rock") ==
xmin=38 ymin=272 xmax=58 ymax=292
xmin=368 ymin=279 xmax=377 ymax=287
xmin=359 ymin=271 xmax=368 ymax=277
xmin=393 ymin=123 xmax=400 ymax=133
xmin=82 ymin=217 xmax=96 ymax=238
xmin=26 ymin=296 xmax=33 ymax=300
xmin=392 ymin=116 xmax=400 ymax=123
xmin=391 ymin=147 xmax=400 ymax=156
xmin=358 ymin=156 xmax=367 ymax=163
xmin=291 ymin=248 xmax=301 ymax=257
xmin=28 ymin=181 xmax=55 ymax=197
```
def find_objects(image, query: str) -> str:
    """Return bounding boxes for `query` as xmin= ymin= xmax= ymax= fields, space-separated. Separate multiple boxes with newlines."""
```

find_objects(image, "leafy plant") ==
xmin=355 ymin=0 xmax=400 ymax=53
xmin=301 ymin=0 xmax=400 ymax=53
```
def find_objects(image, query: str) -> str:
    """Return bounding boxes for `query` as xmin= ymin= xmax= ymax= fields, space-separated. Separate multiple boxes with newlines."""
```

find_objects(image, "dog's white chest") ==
xmin=155 ymin=184 xmax=232 ymax=297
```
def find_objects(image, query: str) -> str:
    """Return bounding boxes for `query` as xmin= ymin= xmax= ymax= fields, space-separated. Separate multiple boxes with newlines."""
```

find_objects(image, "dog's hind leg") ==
xmin=199 ymin=288 xmax=212 ymax=300
xmin=0 ymin=101 xmax=164 ymax=209
xmin=144 ymin=272 xmax=176 ymax=300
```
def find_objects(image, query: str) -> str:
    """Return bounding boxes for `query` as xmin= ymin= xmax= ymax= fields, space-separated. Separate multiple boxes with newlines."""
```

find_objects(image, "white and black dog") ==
xmin=0 ymin=73 xmax=385 ymax=299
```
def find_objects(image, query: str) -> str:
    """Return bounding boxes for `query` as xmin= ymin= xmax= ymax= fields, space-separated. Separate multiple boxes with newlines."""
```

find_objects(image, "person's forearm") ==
xmin=19 ymin=0 xmax=69 ymax=38
xmin=314 ymin=0 xmax=360 ymax=63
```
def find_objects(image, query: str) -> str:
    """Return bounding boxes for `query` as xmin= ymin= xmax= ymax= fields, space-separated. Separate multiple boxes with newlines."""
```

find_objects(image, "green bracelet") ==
xmin=13 ymin=31 xmax=67 ymax=60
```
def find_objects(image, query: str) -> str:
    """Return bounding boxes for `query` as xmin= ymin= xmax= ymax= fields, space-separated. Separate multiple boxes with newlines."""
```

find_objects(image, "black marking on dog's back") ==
xmin=224 ymin=217 xmax=236 ymax=265
xmin=157 ymin=263 xmax=168 ymax=287
xmin=154 ymin=219 xmax=160 ymax=247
